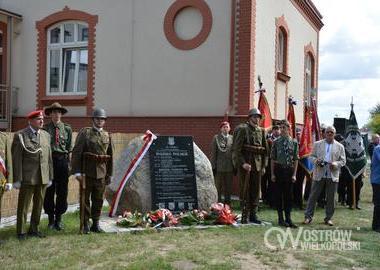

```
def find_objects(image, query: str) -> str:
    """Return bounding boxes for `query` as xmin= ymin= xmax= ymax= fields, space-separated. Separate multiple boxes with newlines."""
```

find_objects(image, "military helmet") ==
xmin=92 ymin=108 xmax=107 ymax=119
xmin=248 ymin=108 xmax=262 ymax=118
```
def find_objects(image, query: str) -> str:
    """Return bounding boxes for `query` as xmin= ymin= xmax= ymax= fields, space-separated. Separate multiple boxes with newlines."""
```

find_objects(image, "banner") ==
xmin=258 ymin=90 xmax=273 ymax=130
xmin=287 ymin=97 xmax=296 ymax=138
xmin=299 ymin=105 xmax=314 ymax=174
xmin=344 ymin=106 xmax=367 ymax=180
xmin=311 ymin=99 xmax=322 ymax=141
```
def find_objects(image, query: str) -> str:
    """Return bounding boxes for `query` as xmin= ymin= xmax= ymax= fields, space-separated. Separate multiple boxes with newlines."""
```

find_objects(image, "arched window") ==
xmin=47 ymin=21 xmax=88 ymax=94
xmin=277 ymin=27 xmax=287 ymax=73
xmin=305 ymin=52 xmax=315 ymax=104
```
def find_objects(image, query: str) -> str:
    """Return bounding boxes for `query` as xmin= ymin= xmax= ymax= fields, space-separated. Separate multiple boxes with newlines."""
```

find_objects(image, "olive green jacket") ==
xmin=71 ymin=127 xmax=113 ymax=179
xmin=43 ymin=121 xmax=73 ymax=153
xmin=210 ymin=134 xmax=234 ymax=173
xmin=11 ymin=128 xmax=53 ymax=185
xmin=0 ymin=132 xmax=13 ymax=183
xmin=232 ymin=122 xmax=269 ymax=172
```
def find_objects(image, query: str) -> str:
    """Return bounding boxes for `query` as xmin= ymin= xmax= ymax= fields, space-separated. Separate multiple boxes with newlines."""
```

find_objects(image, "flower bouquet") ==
xmin=116 ymin=210 xmax=144 ymax=228
xmin=178 ymin=209 xmax=209 ymax=226
xmin=145 ymin=209 xmax=178 ymax=228
xmin=210 ymin=203 xmax=238 ymax=225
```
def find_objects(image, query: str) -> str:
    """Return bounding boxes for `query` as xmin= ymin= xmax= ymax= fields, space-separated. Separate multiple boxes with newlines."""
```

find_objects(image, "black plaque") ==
xmin=150 ymin=136 xmax=198 ymax=212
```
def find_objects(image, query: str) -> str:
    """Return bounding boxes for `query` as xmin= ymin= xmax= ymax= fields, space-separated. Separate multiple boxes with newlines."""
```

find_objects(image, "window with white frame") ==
xmin=305 ymin=53 xmax=315 ymax=104
xmin=47 ymin=21 xmax=88 ymax=95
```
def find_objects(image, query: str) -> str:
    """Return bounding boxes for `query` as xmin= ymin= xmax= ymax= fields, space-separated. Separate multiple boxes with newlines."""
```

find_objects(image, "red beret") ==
xmin=27 ymin=110 xmax=44 ymax=119
xmin=220 ymin=121 xmax=230 ymax=128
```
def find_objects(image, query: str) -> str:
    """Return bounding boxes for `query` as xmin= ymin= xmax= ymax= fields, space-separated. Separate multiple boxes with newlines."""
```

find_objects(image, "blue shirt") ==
xmin=371 ymin=145 xmax=380 ymax=184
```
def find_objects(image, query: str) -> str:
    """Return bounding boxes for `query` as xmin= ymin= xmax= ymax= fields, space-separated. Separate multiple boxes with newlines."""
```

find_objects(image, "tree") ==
xmin=368 ymin=114 xmax=380 ymax=134
xmin=369 ymin=103 xmax=380 ymax=118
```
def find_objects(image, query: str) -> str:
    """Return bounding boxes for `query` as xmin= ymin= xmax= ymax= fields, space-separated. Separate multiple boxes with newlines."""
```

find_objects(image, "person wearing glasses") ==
xmin=303 ymin=126 xmax=346 ymax=226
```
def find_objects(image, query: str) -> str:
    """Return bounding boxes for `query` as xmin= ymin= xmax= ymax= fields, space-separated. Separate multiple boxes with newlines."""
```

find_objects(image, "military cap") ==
xmin=219 ymin=121 xmax=230 ymax=128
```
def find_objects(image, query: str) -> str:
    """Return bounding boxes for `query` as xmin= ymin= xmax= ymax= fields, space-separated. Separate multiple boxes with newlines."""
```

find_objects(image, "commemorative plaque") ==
xmin=150 ymin=136 xmax=198 ymax=212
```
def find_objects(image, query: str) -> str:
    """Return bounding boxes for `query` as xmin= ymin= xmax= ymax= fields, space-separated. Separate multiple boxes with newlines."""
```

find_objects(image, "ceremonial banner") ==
xmin=311 ymin=99 xmax=322 ymax=141
xmin=258 ymin=91 xmax=272 ymax=130
xmin=299 ymin=105 xmax=314 ymax=174
xmin=344 ymin=107 xmax=367 ymax=180
xmin=287 ymin=98 xmax=296 ymax=138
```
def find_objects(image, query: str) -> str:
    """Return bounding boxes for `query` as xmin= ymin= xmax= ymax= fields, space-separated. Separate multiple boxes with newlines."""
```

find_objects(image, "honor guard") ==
xmin=12 ymin=110 xmax=54 ymax=239
xmin=232 ymin=108 xmax=269 ymax=224
xmin=43 ymin=102 xmax=72 ymax=230
xmin=71 ymin=108 xmax=113 ymax=233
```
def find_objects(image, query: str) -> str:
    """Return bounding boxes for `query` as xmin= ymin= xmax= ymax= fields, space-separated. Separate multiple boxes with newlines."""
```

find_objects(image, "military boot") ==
xmin=278 ymin=211 xmax=288 ymax=227
xmin=83 ymin=220 xmax=90 ymax=234
xmin=285 ymin=210 xmax=297 ymax=228
xmin=48 ymin=215 xmax=55 ymax=230
xmin=54 ymin=215 xmax=64 ymax=231
xmin=90 ymin=220 xmax=104 ymax=233
xmin=249 ymin=211 xmax=262 ymax=224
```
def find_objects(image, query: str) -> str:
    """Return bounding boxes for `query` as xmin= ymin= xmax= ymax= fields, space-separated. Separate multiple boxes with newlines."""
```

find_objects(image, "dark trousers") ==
xmin=216 ymin=172 xmax=233 ymax=204
xmin=239 ymin=168 xmax=261 ymax=214
xmin=303 ymin=174 xmax=312 ymax=201
xmin=338 ymin=176 xmax=349 ymax=204
xmin=17 ymin=184 xmax=47 ymax=234
xmin=293 ymin=166 xmax=306 ymax=208
xmin=372 ymin=183 xmax=380 ymax=230
xmin=261 ymin=162 xmax=274 ymax=206
xmin=84 ymin=176 xmax=106 ymax=223
xmin=44 ymin=156 xmax=69 ymax=218
xmin=273 ymin=165 xmax=293 ymax=219
xmin=347 ymin=175 xmax=364 ymax=207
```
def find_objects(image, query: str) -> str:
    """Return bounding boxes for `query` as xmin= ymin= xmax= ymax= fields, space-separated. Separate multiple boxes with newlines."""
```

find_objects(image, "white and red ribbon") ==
xmin=109 ymin=130 xmax=157 ymax=217
xmin=0 ymin=156 xmax=8 ymax=178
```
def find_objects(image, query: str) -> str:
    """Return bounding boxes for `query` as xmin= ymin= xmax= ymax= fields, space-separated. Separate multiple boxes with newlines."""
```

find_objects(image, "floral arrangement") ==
xmin=116 ymin=203 xmax=238 ymax=228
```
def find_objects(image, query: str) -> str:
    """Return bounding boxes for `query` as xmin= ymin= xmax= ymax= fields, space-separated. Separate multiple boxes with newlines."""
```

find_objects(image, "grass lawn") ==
xmin=1 ymin=177 xmax=380 ymax=270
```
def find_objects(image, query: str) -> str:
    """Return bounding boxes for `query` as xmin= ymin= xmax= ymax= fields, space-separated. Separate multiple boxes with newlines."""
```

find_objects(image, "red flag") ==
xmin=311 ymin=99 xmax=322 ymax=141
xmin=258 ymin=91 xmax=272 ymax=129
xmin=287 ymin=98 xmax=296 ymax=138
xmin=299 ymin=105 xmax=313 ymax=158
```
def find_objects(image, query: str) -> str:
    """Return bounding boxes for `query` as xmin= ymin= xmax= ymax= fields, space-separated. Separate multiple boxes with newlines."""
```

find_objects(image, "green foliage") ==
xmin=368 ymin=114 xmax=380 ymax=134
xmin=370 ymin=103 xmax=380 ymax=118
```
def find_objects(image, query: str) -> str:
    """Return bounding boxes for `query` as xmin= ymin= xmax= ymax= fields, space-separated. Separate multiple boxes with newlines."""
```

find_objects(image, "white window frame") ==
xmin=46 ymin=21 xmax=88 ymax=96
xmin=277 ymin=28 xmax=286 ymax=73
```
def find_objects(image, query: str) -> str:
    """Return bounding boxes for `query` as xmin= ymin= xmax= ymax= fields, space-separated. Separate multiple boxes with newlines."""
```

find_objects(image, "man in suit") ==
xmin=12 ymin=110 xmax=53 ymax=239
xmin=71 ymin=108 xmax=113 ymax=233
xmin=210 ymin=121 xmax=234 ymax=205
xmin=303 ymin=126 xmax=346 ymax=226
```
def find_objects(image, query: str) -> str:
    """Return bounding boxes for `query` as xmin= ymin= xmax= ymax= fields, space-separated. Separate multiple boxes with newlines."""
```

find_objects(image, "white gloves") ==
xmin=13 ymin=181 xmax=21 ymax=189
xmin=47 ymin=181 xmax=52 ymax=187
xmin=5 ymin=183 xmax=12 ymax=191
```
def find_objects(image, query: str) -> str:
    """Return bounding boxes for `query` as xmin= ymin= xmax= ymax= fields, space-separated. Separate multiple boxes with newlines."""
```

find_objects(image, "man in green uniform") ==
xmin=210 ymin=121 xmax=234 ymax=205
xmin=71 ymin=108 xmax=113 ymax=233
xmin=232 ymin=108 xmax=269 ymax=224
xmin=0 ymin=132 xmax=13 ymax=244
xmin=12 ymin=110 xmax=53 ymax=239
xmin=271 ymin=120 xmax=299 ymax=228
xmin=43 ymin=102 xmax=72 ymax=230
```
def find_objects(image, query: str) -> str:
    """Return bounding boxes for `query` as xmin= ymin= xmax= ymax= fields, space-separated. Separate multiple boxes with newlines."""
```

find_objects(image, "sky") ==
xmin=313 ymin=0 xmax=380 ymax=128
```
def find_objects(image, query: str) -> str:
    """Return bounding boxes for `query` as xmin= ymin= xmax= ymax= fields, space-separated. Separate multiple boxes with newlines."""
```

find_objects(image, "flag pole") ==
xmin=351 ymin=97 xmax=356 ymax=209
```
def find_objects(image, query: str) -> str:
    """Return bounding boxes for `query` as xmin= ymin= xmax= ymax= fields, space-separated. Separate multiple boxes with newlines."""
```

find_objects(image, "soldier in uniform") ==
xmin=71 ymin=108 xmax=113 ymax=233
xmin=271 ymin=120 xmax=299 ymax=228
xmin=12 ymin=110 xmax=53 ymax=239
xmin=232 ymin=108 xmax=269 ymax=224
xmin=210 ymin=121 xmax=234 ymax=205
xmin=0 ymin=132 xmax=13 ymax=244
xmin=43 ymin=102 xmax=72 ymax=230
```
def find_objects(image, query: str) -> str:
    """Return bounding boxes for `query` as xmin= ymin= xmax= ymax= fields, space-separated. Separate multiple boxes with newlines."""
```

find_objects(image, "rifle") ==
xmin=79 ymin=157 xmax=87 ymax=234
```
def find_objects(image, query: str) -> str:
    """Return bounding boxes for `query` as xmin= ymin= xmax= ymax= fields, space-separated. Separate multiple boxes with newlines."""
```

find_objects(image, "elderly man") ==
xmin=210 ymin=121 xmax=234 ymax=205
xmin=371 ymin=145 xmax=380 ymax=232
xmin=304 ymin=126 xmax=346 ymax=226
xmin=12 ymin=110 xmax=53 ymax=239
xmin=232 ymin=108 xmax=269 ymax=224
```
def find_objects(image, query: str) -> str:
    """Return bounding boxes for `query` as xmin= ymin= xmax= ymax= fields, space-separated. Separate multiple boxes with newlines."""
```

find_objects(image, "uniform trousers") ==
xmin=215 ymin=172 xmax=233 ymax=204
xmin=44 ymin=155 xmax=69 ymax=218
xmin=17 ymin=184 xmax=47 ymax=234
xmin=84 ymin=176 xmax=106 ymax=223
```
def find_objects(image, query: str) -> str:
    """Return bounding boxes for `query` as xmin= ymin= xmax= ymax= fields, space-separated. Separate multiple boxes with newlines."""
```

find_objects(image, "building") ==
xmin=0 ymin=0 xmax=322 ymax=155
